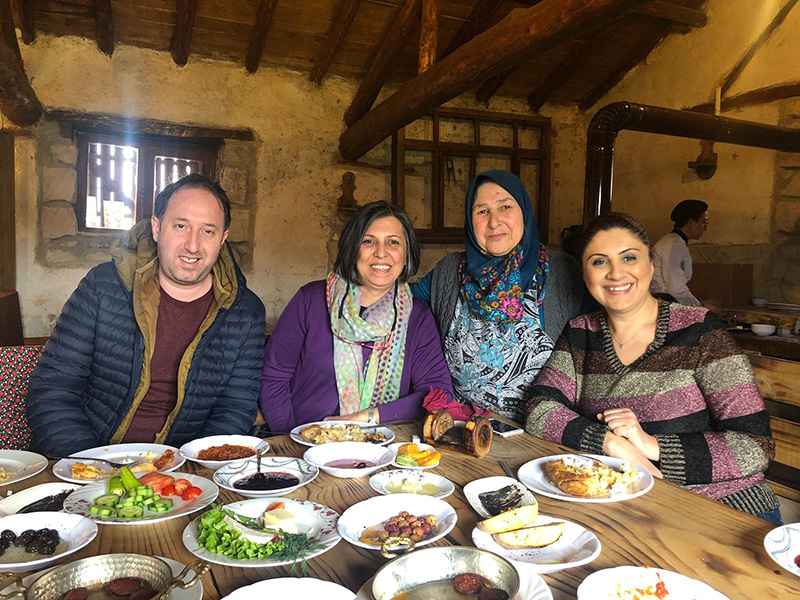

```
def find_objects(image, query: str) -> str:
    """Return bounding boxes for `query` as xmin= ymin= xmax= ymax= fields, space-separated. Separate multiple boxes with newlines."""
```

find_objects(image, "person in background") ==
xmin=651 ymin=199 xmax=708 ymax=305
xmin=260 ymin=201 xmax=452 ymax=431
xmin=526 ymin=213 xmax=781 ymax=525
xmin=412 ymin=170 xmax=588 ymax=424
xmin=27 ymin=174 xmax=266 ymax=456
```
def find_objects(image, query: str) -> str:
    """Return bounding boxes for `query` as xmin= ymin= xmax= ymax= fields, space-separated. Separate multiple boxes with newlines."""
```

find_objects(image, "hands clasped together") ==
xmin=598 ymin=408 xmax=663 ymax=479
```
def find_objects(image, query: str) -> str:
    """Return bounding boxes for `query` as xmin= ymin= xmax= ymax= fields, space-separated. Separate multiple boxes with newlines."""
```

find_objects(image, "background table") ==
xmin=2 ymin=424 xmax=798 ymax=599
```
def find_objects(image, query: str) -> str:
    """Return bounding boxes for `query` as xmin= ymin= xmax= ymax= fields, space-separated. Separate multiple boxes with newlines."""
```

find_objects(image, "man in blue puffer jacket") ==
xmin=27 ymin=174 xmax=266 ymax=456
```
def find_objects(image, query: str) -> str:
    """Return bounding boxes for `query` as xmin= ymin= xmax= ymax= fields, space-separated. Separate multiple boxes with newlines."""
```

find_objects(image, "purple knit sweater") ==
xmin=526 ymin=301 xmax=778 ymax=516
xmin=260 ymin=280 xmax=454 ymax=432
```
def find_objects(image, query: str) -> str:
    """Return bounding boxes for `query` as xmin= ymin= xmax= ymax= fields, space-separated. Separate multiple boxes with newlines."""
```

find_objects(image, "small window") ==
xmin=77 ymin=132 xmax=219 ymax=232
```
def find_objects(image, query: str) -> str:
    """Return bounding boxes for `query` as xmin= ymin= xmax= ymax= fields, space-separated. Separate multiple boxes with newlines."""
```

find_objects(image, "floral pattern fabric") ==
xmin=444 ymin=289 xmax=553 ymax=423
xmin=0 ymin=345 xmax=43 ymax=450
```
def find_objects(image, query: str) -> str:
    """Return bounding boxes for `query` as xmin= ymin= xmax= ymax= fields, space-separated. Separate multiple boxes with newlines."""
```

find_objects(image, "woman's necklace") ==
xmin=608 ymin=299 xmax=659 ymax=349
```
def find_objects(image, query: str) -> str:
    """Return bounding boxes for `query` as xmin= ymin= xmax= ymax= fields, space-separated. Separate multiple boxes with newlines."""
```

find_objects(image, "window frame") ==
xmin=76 ymin=130 xmax=220 ymax=233
xmin=391 ymin=107 xmax=552 ymax=244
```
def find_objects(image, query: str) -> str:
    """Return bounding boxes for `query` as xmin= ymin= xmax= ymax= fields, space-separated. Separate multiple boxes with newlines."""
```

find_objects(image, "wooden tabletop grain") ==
xmin=2 ymin=424 xmax=798 ymax=599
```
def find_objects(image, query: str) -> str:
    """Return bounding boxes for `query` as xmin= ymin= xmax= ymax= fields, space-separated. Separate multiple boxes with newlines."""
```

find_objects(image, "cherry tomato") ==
xmin=173 ymin=479 xmax=190 ymax=494
xmin=794 ymin=553 xmax=800 ymax=568
xmin=181 ymin=486 xmax=202 ymax=501
xmin=161 ymin=484 xmax=176 ymax=497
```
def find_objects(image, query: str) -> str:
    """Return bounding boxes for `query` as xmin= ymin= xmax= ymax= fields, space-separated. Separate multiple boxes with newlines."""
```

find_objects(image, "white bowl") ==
xmin=213 ymin=456 xmax=319 ymax=498
xmin=0 ymin=482 xmax=81 ymax=517
xmin=179 ymin=435 xmax=268 ymax=470
xmin=751 ymin=323 xmax=776 ymax=336
xmin=222 ymin=577 xmax=353 ymax=599
xmin=303 ymin=442 xmax=394 ymax=478
xmin=752 ymin=297 xmax=768 ymax=306
xmin=0 ymin=512 xmax=98 ymax=572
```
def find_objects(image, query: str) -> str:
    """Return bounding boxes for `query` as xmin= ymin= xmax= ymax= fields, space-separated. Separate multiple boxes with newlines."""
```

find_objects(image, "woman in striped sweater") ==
xmin=525 ymin=213 xmax=781 ymax=524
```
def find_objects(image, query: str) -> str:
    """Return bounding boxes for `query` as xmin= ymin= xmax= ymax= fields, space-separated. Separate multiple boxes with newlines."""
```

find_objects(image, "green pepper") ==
xmin=118 ymin=466 xmax=140 ymax=492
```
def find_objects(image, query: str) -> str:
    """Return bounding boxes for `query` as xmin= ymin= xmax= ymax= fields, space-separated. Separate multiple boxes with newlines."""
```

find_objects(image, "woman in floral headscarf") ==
xmin=413 ymin=170 xmax=588 ymax=423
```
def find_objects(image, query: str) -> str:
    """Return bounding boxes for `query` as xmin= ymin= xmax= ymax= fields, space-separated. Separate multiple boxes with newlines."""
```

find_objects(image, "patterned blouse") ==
xmin=444 ymin=287 xmax=554 ymax=423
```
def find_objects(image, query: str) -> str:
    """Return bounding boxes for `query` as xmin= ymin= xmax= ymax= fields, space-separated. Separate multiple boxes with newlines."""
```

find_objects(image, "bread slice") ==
xmin=492 ymin=521 xmax=565 ymax=549
xmin=476 ymin=503 xmax=538 ymax=534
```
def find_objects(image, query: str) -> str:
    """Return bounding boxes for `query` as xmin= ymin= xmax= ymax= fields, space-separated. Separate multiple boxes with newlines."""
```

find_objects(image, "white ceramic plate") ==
xmin=303 ymin=442 xmax=394 ymax=478
xmin=0 ymin=556 xmax=204 ymax=600
xmin=463 ymin=475 xmax=537 ymax=518
xmin=213 ymin=456 xmax=319 ymax=498
xmin=337 ymin=493 xmax=457 ymax=551
xmin=63 ymin=471 xmax=218 ymax=525
xmin=183 ymin=497 xmax=341 ymax=568
xmin=0 ymin=482 xmax=81 ymax=516
xmin=577 ymin=567 xmax=730 ymax=599
xmin=356 ymin=570 xmax=552 ymax=600
xmin=53 ymin=443 xmax=185 ymax=484
xmin=0 ymin=512 xmax=97 ymax=573
xmin=388 ymin=441 xmax=440 ymax=470
xmin=222 ymin=577 xmax=353 ymax=599
xmin=290 ymin=421 xmax=395 ymax=447
xmin=0 ymin=450 xmax=48 ymax=487
xmin=518 ymin=454 xmax=654 ymax=503
xmin=764 ymin=522 xmax=800 ymax=577
xmin=179 ymin=435 xmax=269 ymax=470
xmin=369 ymin=469 xmax=454 ymax=499
xmin=472 ymin=514 xmax=601 ymax=574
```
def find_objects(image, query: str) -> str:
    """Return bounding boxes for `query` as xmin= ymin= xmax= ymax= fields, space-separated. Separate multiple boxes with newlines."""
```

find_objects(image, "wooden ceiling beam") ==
xmin=527 ymin=41 xmax=587 ymax=112
xmin=418 ymin=0 xmax=438 ymax=73
xmin=631 ymin=1 xmax=706 ymax=28
xmin=0 ymin=2 xmax=42 ymax=126
xmin=340 ymin=0 xmax=642 ymax=160
xmin=94 ymin=0 xmax=114 ymax=56
xmin=245 ymin=0 xmax=278 ymax=74
xmin=578 ymin=27 xmax=666 ymax=111
xmin=9 ymin=0 xmax=34 ymax=44
xmin=689 ymin=81 xmax=800 ymax=114
xmin=343 ymin=0 xmax=420 ymax=126
xmin=475 ymin=66 xmax=513 ymax=104
xmin=310 ymin=0 xmax=361 ymax=84
xmin=170 ymin=0 xmax=198 ymax=67
xmin=442 ymin=0 xmax=503 ymax=58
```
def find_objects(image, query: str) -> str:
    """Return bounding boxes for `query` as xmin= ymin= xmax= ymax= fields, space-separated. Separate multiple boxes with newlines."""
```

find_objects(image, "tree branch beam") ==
xmin=170 ymin=0 xmax=198 ymax=67
xmin=343 ymin=0 xmax=421 ymax=126
xmin=418 ymin=0 xmax=438 ymax=73
xmin=340 ymin=0 xmax=643 ymax=160
xmin=631 ymin=0 xmax=706 ymax=28
xmin=688 ymin=81 xmax=800 ymax=114
xmin=10 ymin=0 xmax=34 ymax=44
xmin=442 ymin=0 xmax=503 ymax=58
xmin=0 ymin=19 xmax=42 ymax=125
xmin=245 ymin=0 xmax=278 ymax=73
xmin=310 ymin=0 xmax=361 ymax=84
xmin=94 ymin=0 xmax=114 ymax=56
xmin=527 ymin=41 xmax=588 ymax=111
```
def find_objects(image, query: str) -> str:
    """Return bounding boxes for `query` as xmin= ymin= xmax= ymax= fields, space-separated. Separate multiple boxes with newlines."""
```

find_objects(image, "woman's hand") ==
xmin=598 ymin=408 xmax=660 ymax=461
xmin=603 ymin=431 xmax=663 ymax=479
xmin=324 ymin=407 xmax=378 ymax=424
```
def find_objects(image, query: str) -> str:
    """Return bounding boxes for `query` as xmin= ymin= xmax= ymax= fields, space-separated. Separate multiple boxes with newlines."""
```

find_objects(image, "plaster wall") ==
xmin=3 ymin=35 xmax=587 ymax=337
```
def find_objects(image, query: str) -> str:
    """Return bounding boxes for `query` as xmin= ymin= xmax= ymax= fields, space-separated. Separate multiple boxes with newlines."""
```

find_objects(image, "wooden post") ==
xmin=170 ymin=0 xmax=198 ymax=66
xmin=9 ymin=0 xmax=34 ymax=44
xmin=310 ymin=0 xmax=361 ymax=84
xmin=95 ymin=0 xmax=114 ymax=56
xmin=340 ymin=0 xmax=642 ymax=160
xmin=0 ymin=27 xmax=42 ymax=125
xmin=245 ymin=0 xmax=278 ymax=74
xmin=418 ymin=0 xmax=438 ymax=73
xmin=343 ymin=0 xmax=420 ymax=126
xmin=0 ymin=133 xmax=14 ymax=291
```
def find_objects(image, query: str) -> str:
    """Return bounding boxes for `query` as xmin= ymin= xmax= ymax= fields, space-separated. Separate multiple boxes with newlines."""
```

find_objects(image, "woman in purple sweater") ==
xmin=260 ymin=202 xmax=453 ymax=432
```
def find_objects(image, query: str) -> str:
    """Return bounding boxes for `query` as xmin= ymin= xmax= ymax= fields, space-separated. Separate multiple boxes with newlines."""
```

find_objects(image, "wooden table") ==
xmin=3 ymin=424 xmax=799 ymax=599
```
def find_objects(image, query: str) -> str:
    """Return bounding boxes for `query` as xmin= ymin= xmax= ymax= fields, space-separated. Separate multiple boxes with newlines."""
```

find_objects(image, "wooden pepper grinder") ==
xmin=421 ymin=410 xmax=493 ymax=457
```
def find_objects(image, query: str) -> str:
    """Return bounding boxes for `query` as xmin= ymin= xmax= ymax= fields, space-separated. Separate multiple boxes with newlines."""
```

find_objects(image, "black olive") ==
xmin=0 ymin=530 xmax=15 ymax=542
xmin=36 ymin=528 xmax=49 ymax=536
xmin=17 ymin=531 xmax=34 ymax=546
xmin=25 ymin=541 xmax=40 ymax=554
xmin=40 ymin=542 xmax=56 ymax=555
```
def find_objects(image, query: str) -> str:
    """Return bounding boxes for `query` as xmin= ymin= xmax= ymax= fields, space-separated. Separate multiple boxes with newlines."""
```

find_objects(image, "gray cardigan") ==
xmin=413 ymin=249 xmax=591 ymax=342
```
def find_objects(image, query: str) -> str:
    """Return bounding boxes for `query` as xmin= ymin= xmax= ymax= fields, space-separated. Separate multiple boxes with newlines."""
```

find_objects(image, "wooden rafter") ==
xmin=418 ymin=0 xmax=438 ymax=73
xmin=246 ymin=0 xmax=278 ymax=73
xmin=170 ymin=0 xmax=198 ymax=67
xmin=632 ymin=1 xmax=706 ymax=28
xmin=475 ymin=67 xmax=513 ymax=104
xmin=578 ymin=26 xmax=667 ymax=111
xmin=310 ymin=0 xmax=361 ymax=84
xmin=94 ymin=0 xmax=114 ymax=56
xmin=340 ymin=0 xmax=640 ymax=160
xmin=527 ymin=41 xmax=588 ymax=112
xmin=9 ymin=0 xmax=34 ymax=44
xmin=689 ymin=81 xmax=800 ymax=114
xmin=343 ymin=0 xmax=420 ymax=126
xmin=442 ymin=0 xmax=502 ymax=58
xmin=1 ymin=0 xmax=21 ymax=63
xmin=0 ymin=4 xmax=42 ymax=126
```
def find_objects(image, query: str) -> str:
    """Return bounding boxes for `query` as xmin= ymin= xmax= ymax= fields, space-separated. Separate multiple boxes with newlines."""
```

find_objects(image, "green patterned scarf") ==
xmin=326 ymin=272 xmax=413 ymax=417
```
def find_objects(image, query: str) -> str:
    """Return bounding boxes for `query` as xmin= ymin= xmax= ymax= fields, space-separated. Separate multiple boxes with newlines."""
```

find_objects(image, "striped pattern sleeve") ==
xmin=525 ymin=327 xmax=608 ymax=453
xmin=655 ymin=323 xmax=773 ymax=486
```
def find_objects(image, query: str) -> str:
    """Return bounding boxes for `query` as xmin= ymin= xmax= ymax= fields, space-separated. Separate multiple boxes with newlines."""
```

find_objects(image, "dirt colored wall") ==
xmin=3 ymin=34 xmax=587 ymax=337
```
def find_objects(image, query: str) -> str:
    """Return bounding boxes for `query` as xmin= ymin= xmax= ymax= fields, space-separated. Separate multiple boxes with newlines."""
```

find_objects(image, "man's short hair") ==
xmin=153 ymin=173 xmax=232 ymax=230
xmin=670 ymin=199 xmax=708 ymax=228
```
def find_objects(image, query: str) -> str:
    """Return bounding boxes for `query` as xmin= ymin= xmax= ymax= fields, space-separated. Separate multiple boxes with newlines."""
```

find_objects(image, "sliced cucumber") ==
xmin=117 ymin=505 xmax=144 ymax=519
xmin=94 ymin=494 xmax=120 ymax=507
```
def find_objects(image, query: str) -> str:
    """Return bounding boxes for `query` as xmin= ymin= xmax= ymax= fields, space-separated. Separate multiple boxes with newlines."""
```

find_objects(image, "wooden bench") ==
xmin=750 ymin=353 xmax=800 ymax=501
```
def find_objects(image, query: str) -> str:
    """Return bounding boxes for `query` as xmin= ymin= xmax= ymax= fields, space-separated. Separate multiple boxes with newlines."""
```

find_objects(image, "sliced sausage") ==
xmin=453 ymin=573 xmax=483 ymax=595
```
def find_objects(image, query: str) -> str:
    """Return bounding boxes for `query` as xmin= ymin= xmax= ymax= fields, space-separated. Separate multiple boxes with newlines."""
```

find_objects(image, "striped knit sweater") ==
xmin=525 ymin=301 xmax=778 ymax=516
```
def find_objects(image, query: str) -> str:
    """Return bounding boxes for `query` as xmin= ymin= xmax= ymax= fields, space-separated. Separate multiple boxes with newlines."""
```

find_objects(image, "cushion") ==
xmin=0 ymin=345 xmax=44 ymax=450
